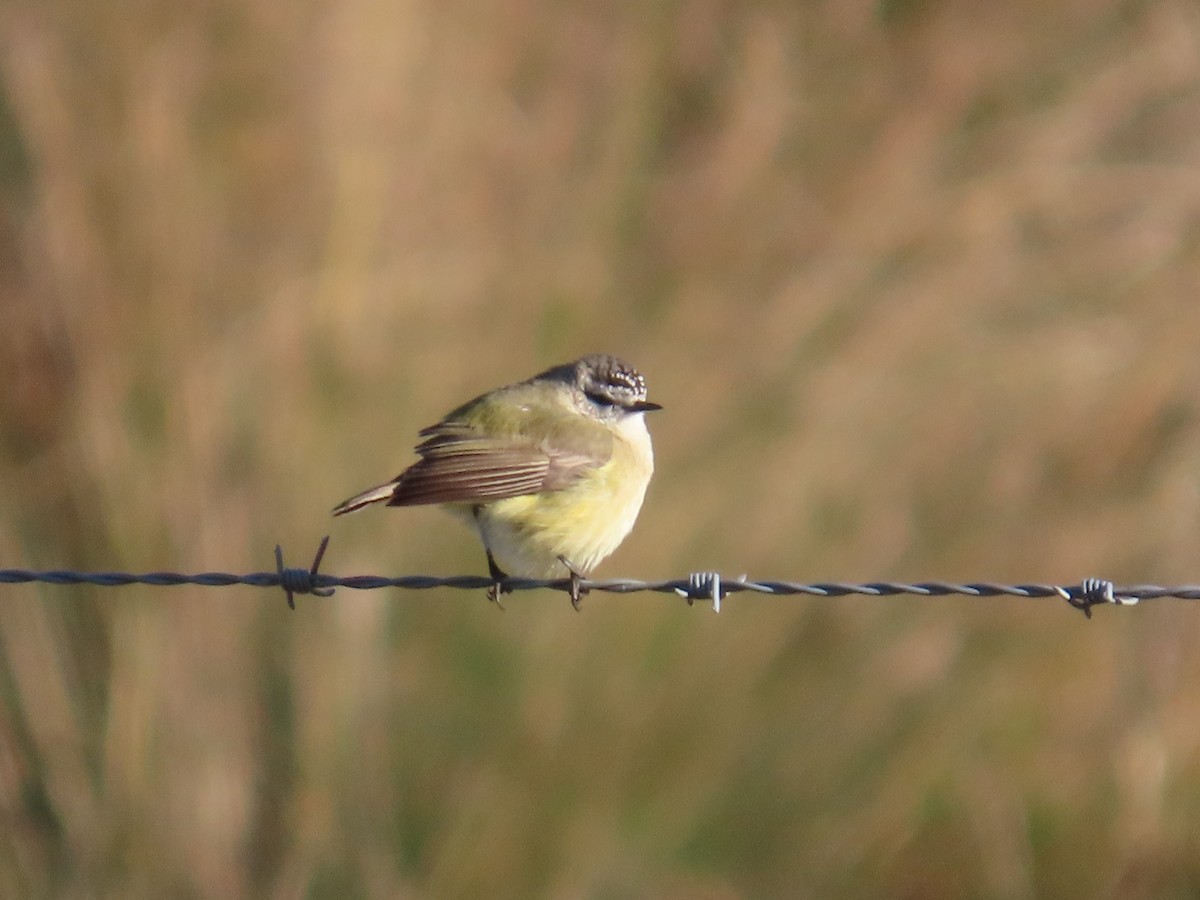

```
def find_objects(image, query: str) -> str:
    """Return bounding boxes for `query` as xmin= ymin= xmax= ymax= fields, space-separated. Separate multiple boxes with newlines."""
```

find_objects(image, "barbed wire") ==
xmin=1 ymin=536 xmax=1194 ymax=617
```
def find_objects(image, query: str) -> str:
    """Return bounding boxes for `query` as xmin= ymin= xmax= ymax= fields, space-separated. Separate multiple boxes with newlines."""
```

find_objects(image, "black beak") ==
xmin=630 ymin=400 xmax=663 ymax=412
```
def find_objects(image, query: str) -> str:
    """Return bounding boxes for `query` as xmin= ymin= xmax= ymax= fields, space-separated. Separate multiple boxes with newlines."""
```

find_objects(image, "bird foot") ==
xmin=486 ymin=551 xmax=510 ymax=610
xmin=558 ymin=556 xmax=590 ymax=611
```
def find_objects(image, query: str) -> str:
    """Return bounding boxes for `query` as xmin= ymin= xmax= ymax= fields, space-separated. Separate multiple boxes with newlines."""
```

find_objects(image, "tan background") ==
xmin=2 ymin=0 xmax=1200 ymax=896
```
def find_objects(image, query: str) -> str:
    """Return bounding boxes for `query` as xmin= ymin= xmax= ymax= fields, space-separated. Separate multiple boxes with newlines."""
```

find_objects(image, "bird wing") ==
xmin=385 ymin=419 xmax=612 ymax=507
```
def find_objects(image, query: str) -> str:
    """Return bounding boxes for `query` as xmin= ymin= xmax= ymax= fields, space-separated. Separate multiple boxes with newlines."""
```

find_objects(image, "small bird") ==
xmin=332 ymin=354 xmax=661 ymax=607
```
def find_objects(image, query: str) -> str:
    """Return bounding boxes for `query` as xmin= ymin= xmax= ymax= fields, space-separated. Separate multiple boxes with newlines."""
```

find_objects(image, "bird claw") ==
xmin=486 ymin=580 xmax=509 ymax=609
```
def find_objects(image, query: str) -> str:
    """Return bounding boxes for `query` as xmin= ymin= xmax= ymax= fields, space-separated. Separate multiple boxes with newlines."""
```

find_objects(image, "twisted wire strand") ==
xmin=0 ymin=537 xmax=1192 ymax=616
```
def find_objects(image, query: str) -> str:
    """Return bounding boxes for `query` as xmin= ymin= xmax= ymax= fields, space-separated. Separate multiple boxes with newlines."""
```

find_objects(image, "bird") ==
xmin=332 ymin=354 xmax=661 ymax=607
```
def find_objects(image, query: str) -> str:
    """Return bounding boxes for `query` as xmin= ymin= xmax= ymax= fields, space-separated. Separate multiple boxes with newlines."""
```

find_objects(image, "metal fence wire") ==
xmin=2 ymin=536 xmax=1193 ymax=617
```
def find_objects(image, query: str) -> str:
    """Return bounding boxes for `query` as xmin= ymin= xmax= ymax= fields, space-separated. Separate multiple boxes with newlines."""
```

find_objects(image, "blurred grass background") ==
xmin=2 ymin=0 xmax=1200 ymax=896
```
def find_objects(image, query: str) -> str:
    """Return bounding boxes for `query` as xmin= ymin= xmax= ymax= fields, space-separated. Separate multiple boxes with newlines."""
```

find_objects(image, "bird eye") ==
xmin=585 ymin=390 xmax=617 ymax=408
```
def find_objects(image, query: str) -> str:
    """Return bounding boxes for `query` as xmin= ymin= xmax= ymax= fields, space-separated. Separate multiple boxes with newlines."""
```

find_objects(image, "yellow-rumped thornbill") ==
xmin=332 ymin=354 xmax=661 ymax=608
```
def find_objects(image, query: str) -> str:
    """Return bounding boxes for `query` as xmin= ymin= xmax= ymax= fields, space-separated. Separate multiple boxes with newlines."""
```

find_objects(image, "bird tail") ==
xmin=331 ymin=481 xmax=398 ymax=516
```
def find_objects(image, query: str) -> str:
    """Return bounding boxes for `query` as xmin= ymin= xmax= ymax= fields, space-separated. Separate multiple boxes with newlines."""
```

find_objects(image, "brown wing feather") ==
xmin=386 ymin=433 xmax=603 ymax=507
xmin=335 ymin=394 xmax=616 ymax=513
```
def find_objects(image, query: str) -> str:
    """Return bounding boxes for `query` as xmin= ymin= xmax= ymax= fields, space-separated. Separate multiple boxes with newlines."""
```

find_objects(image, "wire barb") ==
xmin=1061 ymin=577 xmax=1134 ymax=619
xmin=276 ymin=536 xmax=335 ymax=609
xmin=676 ymin=571 xmax=724 ymax=613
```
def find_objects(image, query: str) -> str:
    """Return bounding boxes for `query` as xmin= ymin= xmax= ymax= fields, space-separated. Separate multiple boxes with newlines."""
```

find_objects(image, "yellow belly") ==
xmin=449 ymin=420 xmax=653 ymax=578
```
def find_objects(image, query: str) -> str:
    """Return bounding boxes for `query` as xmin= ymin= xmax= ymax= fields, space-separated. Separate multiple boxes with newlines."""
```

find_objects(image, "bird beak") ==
xmin=630 ymin=401 xmax=663 ymax=412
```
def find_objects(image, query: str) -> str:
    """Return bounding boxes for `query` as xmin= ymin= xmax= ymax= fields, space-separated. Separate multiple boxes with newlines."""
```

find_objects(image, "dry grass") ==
xmin=2 ymin=0 xmax=1200 ymax=896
